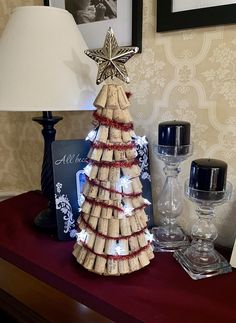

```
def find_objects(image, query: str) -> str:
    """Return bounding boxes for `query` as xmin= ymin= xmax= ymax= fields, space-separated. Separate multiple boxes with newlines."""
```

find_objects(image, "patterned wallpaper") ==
xmin=0 ymin=0 xmax=236 ymax=247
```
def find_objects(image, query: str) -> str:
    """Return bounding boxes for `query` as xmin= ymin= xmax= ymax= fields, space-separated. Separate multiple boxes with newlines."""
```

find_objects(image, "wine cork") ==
xmin=146 ymin=245 xmax=155 ymax=260
xmin=110 ymin=191 xmax=121 ymax=201
xmin=128 ymin=236 xmax=140 ymax=251
xmin=105 ymin=240 xmax=116 ymax=255
xmin=87 ymin=230 xmax=96 ymax=249
xmin=109 ymin=167 xmax=120 ymax=182
xmin=117 ymin=86 xmax=130 ymax=109
xmin=101 ymin=149 xmax=113 ymax=162
xmin=134 ymin=214 xmax=145 ymax=230
xmin=122 ymin=131 xmax=132 ymax=143
xmin=88 ymin=215 xmax=98 ymax=229
xmin=132 ymin=165 xmax=141 ymax=178
xmin=94 ymin=84 xmax=108 ymax=108
xmin=72 ymin=243 xmax=82 ymax=258
xmin=138 ymin=251 xmax=150 ymax=268
xmin=110 ymin=128 xmax=122 ymax=143
xmin=98 ymin=166 xmax=109 ymax=181
xmin=122 ymin=109 xmax=133 ymax=123
xmin=114 ymin=150 xmax=126 ymax=161
xmin=106 ymin=84 xmax=119 ymax=109
xmin=91 ymin=204 xmax=102 ymax=217
xmin=88 ymin=185 xmax=99 ymax=198
xmin=94 ymin=236 xmax=106 ymax=253
xmin=122 ymin=182 xmax=133 ymax=195
xmin=132 ymin=177 xmax=143 ymax=193
xmin=90 ymin=165 xmax=98 ymax=179
xmin=78 ymin=218 xmax=87 ymax=231
xmin=126 ymin=148 xmax=137 ymax=160
xmin=98 ymin=218 xmax=109 ymax=235
xmin=101 ymin=203 xmax=113 ymax=219
xmin=120 ymin=218 xmax=132 ymax=236
xmin=81 ymin=213 xmax=89 ymax=223
xmin=108 ymin=218 xmax=120 ymax=237
xmin=87 ymin=147 xmax=93 ymax=159
xmin=96 ymin=107 xmax=102 ymax=115
xmin=137 ymin=233 xmax=148 ymax=248
xmin=82 ymin=182 xmax=90 ymax=196
xmin=82 ymin=201 xmax=92 ymax=214
xmin=122 ymin=197 xmax=133 ymax=208
xmin=96 ymin=126 xmax=109 ymax=143
xmin=128 ymin=256 xmax=140 ymax=272
xmin=75 ymin=246 xmax=87 ymax=265
xmin=90 ymin=148 xmax=103 ymax=161
xmin=83 ymin=251 xmax=96 ymax=271
xmin=119 ymin=239 xmax=129 ymax=255
xmin=102 ymin=107 xmax=113 ymax=119
xmin=94 ymin=256 xmax=106 ymax=274
xmin=137 ymin=209 xmax=148 ymax=225
xmin=98 ymin=182 xmax=110 ymax=200
xmin=129 ymin=215 xmax=142 ymax=232
xmin=106 ymin=259 xmax=119 ymax=275
xmin=132 ymin=197 xmax=143 ymax=208
xmin=113 ymin=108 xmax=125 ymax=122
xmin=112 ymin=201 xmax=121 ymax=218
xmin=119 ymin=260 xmax=130 ymax=274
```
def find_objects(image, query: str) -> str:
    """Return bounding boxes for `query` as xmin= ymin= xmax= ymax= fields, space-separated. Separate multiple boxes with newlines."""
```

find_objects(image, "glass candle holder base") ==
xmin=174 ymin=246 xmax=232 ymax=280
xmin=151 ymin=225 xmax=189 ymax=252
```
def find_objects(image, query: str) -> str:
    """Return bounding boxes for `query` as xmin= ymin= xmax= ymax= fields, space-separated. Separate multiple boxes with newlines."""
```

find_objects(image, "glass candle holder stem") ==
xmin=174 ymin=179 xmax=232 ymax=280
xmin=152 ymin=144 xmax=192 ymax=252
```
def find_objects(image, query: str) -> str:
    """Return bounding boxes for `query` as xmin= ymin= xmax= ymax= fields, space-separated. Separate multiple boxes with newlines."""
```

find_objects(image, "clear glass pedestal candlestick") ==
xmin=174 ymin=181 xmax=232 ymax=280
xmin=151 ymin=144 xmax=193 ymax=252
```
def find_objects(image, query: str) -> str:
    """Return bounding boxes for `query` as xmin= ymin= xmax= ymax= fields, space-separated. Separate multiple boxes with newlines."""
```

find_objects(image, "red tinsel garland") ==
xmin=93 ymin=111 xmax=134 ymax=131
xmin=91 ymin=142 xmax=135 ymax=151
xmin=79 ymin=213 xmax=147 ymax=240
xmin=86 ymin=176 xmax=141 ymax=198
xmin=88 ymin=158 xmax=139 ymax=168
xmin=79 ymin=241 xmax=151 ymax=260
xmin=84 ymin=196 xmax=148 ymax=213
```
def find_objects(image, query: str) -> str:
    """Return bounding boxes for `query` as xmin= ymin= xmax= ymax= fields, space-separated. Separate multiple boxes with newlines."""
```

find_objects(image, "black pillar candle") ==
xmin=158 ymin=121 xmax=191 ymax=146
xmin=189 ymin=159 xmax=227 ymax=191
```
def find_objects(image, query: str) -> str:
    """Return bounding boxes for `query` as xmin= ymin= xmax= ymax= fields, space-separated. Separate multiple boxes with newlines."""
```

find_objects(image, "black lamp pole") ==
xmin=33 ymin=111 xmax=62 ymax=231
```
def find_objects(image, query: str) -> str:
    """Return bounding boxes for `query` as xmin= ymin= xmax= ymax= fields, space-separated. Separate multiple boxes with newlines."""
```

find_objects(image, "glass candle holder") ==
xmin=151 ymin=144 xmax=193 ymax=252
xmin=174 ymin=158 xmax=232 ymax=280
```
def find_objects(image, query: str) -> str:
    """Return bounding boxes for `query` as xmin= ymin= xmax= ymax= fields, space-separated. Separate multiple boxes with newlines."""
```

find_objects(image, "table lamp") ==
xmin=0 ymin=6 xmax=98 ymax=231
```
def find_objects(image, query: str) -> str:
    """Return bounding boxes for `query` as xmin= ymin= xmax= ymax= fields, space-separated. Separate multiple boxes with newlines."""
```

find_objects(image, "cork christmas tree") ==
xmin=72 ymin=28 xmax=154 ymax=275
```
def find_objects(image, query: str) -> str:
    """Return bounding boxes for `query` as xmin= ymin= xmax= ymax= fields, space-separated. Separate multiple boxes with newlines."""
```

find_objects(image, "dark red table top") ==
xmin=0 ymin=191 xmax=235 ymax=323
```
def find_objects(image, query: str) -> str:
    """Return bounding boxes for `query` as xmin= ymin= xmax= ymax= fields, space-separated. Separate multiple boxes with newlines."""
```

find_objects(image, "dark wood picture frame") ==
xmin=44 ymin=0 xmax=143 ymax=52
xmin=157 ymin=0 xmax=236 ymax=32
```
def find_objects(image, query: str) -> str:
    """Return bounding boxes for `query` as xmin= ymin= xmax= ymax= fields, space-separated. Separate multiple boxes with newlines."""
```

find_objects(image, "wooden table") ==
xmin=0 ymin=258 xmax=112 ymax=323
xmin=0 ymin=191 xmax=236 ymax=323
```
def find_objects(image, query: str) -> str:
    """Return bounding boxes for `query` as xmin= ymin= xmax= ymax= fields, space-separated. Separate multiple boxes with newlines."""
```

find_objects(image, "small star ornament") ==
xmin=85 ymin=27 xmax=138 ymax=84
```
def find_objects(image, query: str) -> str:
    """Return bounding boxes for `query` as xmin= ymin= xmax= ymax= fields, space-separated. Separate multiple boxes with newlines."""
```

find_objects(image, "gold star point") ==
xmin=85 ymin=27 xmax=138 ymax=85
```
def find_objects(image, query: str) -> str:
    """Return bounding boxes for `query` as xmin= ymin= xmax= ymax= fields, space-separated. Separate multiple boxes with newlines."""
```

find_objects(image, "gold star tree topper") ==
xmin=85 ymin=27 xmax=138 ymax=85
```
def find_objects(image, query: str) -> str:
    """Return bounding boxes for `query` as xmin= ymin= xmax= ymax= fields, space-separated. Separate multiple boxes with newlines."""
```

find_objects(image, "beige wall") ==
xmin=0 ymin=0 xmax=236 ymax=247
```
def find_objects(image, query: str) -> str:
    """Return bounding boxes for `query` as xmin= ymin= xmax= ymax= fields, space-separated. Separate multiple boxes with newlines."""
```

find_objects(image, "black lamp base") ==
xmin=34 ymin=206 xmax=57 ymax=232
xmin=33 ymin=111 xmax=62 ymax=233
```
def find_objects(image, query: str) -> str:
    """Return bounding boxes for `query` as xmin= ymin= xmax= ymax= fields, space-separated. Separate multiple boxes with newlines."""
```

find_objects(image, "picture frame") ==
xmin=44 ymin=0 xmax=143 ymax=52
xmin=157 ymin=0 xmax=236 ymax=32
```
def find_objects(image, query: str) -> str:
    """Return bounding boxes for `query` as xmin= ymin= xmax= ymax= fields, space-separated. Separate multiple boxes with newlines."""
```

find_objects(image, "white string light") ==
xmin=134 ymin=135 xmax=148 ymax=147
xmin=83 ymin=164 xmax=92 ymax=177
xmin=144 ymin=229 xmax=154 ymax=243
xmin=85 ymin=129 xmax=97 ymax=141
xmin=119 ymin=176 xmax=131 ymax=189
xmin=143 ymin=198 xmax=151 ymax=205
xmin=78 ymin=193 xmax=85 ymax=207
xmin=123 ymin=205 xmax=134 ymax=216
xmin=76 ymin=229 xmax=88 ymax=245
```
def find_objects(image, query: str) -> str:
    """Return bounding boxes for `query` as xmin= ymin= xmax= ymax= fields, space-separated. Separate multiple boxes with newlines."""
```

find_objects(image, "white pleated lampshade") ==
xmin=0 ymin=6 xmax=99 ymax=111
